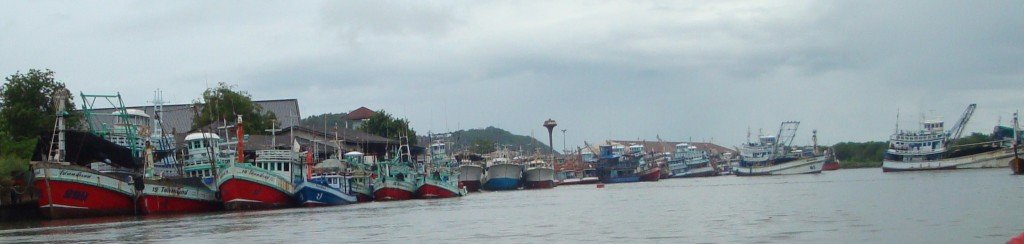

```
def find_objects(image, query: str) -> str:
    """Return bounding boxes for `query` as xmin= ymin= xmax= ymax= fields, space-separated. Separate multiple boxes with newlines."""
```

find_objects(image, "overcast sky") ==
xmin=2 ymin=1 xmax=1022 ymax=149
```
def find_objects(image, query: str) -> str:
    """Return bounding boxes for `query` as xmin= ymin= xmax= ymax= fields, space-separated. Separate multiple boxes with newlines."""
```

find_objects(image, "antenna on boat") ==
xmin=897 ymin=108 xmax=905 ymax=133
xmin=265 ymin=119 xmax=282 ymax=149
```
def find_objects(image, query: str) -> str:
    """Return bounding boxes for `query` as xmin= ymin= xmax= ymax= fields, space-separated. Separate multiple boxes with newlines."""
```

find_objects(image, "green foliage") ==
xmin=0 ymin=137 xmax=35 ymax=186
xmin=831 ymin=141 xmax=889 ymax=168
xmin=192 ymin=83 xmax=277 ymax=134
xmin=0 ymin=69 xmax=80 ymax=140
xmin=357 ymin=110 xmax=417 ymax=145
xmin=950 ymin=132 xmax=991 ymax=146
xmin=469 ymin=139 xmax=496 ymax=154
xmin=448 ymin=126 xmax=557 ymax=155
xmin=301 ymin=113 xmax=348 ymax=129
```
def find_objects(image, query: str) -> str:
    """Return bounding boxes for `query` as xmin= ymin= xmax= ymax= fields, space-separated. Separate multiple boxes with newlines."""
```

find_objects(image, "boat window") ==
xmin=284 ymin=163 xmax=290 ymax=171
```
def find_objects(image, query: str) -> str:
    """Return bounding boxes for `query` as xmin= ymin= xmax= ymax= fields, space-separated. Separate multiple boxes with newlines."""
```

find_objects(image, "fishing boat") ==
xmin=216 ymin=117 xmax=301 ymax=210
xmin=372 ymin=141 xmax=418 ymax=201
xmin=822 ymin=151 xmax=840 ymax=171
xmin=457 ymin=159 xmax=484 ymax=192
xmin=481 ymin=157 xmax=522 ymax=191
xmin=882 ymin=104 xmax=1015 ymax=172
xmin=416 ymin=138 xmax=466 ymax=199
xmin=343 ymin=151 xmax=375 ymax=202
xmin=592 ymin=145 xmax=640 ymax=183
xmin=295 ymin=128 xmax=360 ymax=207
xmin=138 ymin=94 xmax=220 ymax=214
xmin=668 ymin=143 xmax=718 ymax=178
xmin=556 ymin=170 xmax=582 ymax=185
xmin=295 ymin=155 xmax=358 ymax=207
xmin=1010 ymin=113 xmax=1024 ymax=175
xmin=579 ymin=168 xmax=600 ymax=184
xmin=733 ymin=122 xmax=826 ymax=176
xmin=637 ymin=156 xmax=661 ymax=182
xmin=31 ymin=91 xmax=141 ymax=219
xmin=523 ymin=159 xmax=556 ymax=189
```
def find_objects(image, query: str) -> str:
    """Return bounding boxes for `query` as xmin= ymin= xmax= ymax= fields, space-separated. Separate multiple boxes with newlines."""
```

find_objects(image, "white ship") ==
xmin=882 ymin=104 xmax=1014 ymax=172
xmin=667 ymin=143 xmax=717 ymax=178
xmin=733 ymin=121 xmax=825 ymax=176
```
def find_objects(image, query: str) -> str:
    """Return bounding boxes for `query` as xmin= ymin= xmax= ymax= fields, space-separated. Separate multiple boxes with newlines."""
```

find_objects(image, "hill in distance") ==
xmin=424 ymin=126 xmax=558 ymax=155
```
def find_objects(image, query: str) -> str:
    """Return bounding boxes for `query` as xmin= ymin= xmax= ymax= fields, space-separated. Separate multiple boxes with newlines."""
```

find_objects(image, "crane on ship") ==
xmin=945 ymin=103 xmax=976 ymax=145
xmin=770 ymin=121 xmax=800 ymax=160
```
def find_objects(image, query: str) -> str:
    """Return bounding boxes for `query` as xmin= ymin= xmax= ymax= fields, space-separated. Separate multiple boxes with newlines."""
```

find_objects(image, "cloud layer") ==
xmin=2 ymin=0 xmax=1022 ymax=148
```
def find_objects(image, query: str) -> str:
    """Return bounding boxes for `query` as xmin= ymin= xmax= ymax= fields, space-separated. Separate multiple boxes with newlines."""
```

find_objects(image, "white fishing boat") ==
xmin=733 ymin=121 xmax=825 ymax=176
xmin=667 ymin=143 xmax=717 ymax=178
xmin=882 ymin=104 xmax=1014 ymax=172
xmin=523 ymin=159 xmax=555 ymax=189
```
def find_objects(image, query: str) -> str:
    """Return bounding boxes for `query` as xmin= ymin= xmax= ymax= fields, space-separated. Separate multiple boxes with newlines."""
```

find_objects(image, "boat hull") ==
xmin=373 ymin=181 xmax=416 ymax=201
xmin=579 ymin=177 xmax=600 ymax=184
xmin=139 ymin=180 xmax=220 ymax=214
xmin=32 ymin=165 xmax=136 ymax=219
xmin=557 ymin=179 xmax=582 ymax=186
xmin=482 ymin=178 xmax=520 ymax=191
xmin=601 ymin=176 xmax=640 ymax=184
xmin=523 ymin=167 xmax=555 ymax=189
xmin=639 ymin=168 xmax=661 ymax=182
xmin=216 ymin=165 xmax=296 ymax=210
xmin=295 ymin=182 xmax=357 ymax=207
xmin=882 ymin=148 xmax=1014 ymax=172
xmin=218 ymin=178 xmax=294 ymax=210
xmin=416 ymin=181 xmax=462 ymax=199
xmin=482 ymin=164 xmax=522 ymax=191
xmin=822 ymin=161 xmax=840 ymax=171
xmin=458 ymin=165 xmax=484 ymax=192
xmin=671 ymin=166 xmax=719 ymax=178
xmin=459 ymin=180 xmax=481 ymax=192
xmin=733 ymin=156 xmax=826 ymax=176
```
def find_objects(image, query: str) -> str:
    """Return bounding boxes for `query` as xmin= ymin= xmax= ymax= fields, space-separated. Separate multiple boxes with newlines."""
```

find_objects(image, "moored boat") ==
xmin=556 ymin=170 xmax=582 ymax=185
xmin=668 ymin=143 xmax=718 ymax=178
xmin=638 ymin=158 xmax=661 ymax=182
xmin=457 ymin=153 xmax=485 ymax=192
xmin=481 ymin=157 xmax=522 ymax=190
xmin=139 ymin=96 xmax=220 ymax=214
xmin=295 ymin=154 xmax=358 ymax=207
xmin=732 ymin=122 xmax=826 ymax=176
xmin=343 ymin=152 xmax=375 ymax=202
xmin=822 ymin=152 xmax=840 ymax=171
xmin=579 ymin=169 xmax=600 ymax=184
xmin=216 ymin=117 xmax=300 ymax=210
xmin=523 ymin=159 xmax=555 ymax=189
xmin=882 ymin=104 xmax=1015 ymax=172
xmin=372 ymin=142 xmax=417 ymax=201
xmin=592 ymin=145 xmax=640 ymax=183
xmin=416 ymin=138 xmax=466 ymax=199
xmin=31 ymin=91 xmax=140 ymax=219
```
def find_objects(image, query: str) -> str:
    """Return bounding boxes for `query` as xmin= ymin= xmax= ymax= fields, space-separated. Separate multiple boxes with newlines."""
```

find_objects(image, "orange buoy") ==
xmin=596 ymin=183 xmax=605 ymax=188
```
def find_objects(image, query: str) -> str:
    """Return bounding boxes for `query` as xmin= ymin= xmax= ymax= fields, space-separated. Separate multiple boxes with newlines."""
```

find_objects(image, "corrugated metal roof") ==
xmin=80 ymin=99 xmax=300 ymax=135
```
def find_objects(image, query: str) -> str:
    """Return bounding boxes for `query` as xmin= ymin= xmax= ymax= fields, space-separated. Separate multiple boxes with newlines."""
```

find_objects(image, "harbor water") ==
xmin=2 ymin=168 xmax=1022 ymax=243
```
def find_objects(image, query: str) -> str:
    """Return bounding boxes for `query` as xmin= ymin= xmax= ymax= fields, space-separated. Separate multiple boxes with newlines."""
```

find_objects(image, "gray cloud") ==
xmin=1 ymin=0 xmax=1021 ymax=149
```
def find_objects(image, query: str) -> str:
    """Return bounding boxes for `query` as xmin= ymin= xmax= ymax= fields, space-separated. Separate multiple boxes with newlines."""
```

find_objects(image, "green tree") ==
xmin=470 ymin=139 xmax=496 ymax=154
xmin=192 ymin=83 xmax=277 ymax=134
xmin=0 ymin=69 xmax=79 ymax=140
xmin=301 ymin=113 xmax=348 ymax=129
xmin=357 ymin=110 xmax=417 ymax=145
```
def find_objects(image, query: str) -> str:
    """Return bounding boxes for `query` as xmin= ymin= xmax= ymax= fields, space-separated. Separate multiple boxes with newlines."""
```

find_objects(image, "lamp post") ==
xmin=543 ymin=119 xmax=557 ymax=163
xmin=561 ymin=129 xmax=567 ymax=155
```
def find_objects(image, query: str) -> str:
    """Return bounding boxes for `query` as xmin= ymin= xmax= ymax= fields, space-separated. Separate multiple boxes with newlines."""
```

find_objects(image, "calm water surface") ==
xmin=2 ymin=168 xmax=1023 ymax=243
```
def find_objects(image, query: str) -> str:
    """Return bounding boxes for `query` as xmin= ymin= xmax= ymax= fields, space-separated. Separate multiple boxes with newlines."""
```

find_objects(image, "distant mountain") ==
xmin=422 ymin=126 xmax=558 ymax=155
xmin=301 ymin=113 xmax=347 ymax=129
